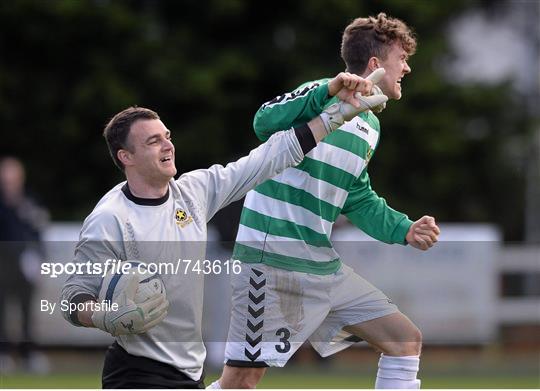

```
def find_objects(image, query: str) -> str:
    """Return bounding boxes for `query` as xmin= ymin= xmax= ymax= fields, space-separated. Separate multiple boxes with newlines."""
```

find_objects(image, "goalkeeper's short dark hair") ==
xmin=341 ymin=13 xmax=417 ymax=74
xmin=103 ymin=106 xmax=160 ymax=171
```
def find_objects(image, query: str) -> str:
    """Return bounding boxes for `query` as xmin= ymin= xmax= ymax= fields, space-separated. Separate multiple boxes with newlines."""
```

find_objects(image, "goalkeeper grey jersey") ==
xmin=61 ymin=128 xmax=304 ymax=380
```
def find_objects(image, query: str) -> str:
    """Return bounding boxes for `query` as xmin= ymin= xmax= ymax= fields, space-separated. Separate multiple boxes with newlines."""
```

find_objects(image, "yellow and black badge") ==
xmin=175 ymin=208 xmax=193 ymax=228
xmin=365 ymin=146 xmax=374 ymax=164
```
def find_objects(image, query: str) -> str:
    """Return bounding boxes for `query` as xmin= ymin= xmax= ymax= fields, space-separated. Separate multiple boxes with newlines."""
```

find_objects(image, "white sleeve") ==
xmin=60 ymin=209 xmax=124 ymax=326
xmin=178 ymin=128 xmax=303 ymax=222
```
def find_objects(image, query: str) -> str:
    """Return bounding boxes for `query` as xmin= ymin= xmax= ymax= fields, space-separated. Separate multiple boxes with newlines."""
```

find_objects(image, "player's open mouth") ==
xmin=160 ymin=157 xmax=172 ymax=163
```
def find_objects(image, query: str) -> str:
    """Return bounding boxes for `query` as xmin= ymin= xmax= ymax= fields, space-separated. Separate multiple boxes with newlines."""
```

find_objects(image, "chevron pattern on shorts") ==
xmin=244 ymin=267 xmax=266 ymax=362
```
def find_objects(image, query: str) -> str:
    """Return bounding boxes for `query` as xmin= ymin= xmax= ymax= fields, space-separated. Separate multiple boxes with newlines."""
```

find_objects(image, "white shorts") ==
xmin=224 ymin=263 xmax=398 ymax=367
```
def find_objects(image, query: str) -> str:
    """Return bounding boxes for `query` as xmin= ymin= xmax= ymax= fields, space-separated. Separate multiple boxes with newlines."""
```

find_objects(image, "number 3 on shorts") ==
xmin=275 ymin=327 xmax=291 ymax=353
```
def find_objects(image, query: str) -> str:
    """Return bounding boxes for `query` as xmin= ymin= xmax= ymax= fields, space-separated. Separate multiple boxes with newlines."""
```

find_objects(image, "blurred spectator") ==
xmin=0 ymin=157 xmax=50 ymax=373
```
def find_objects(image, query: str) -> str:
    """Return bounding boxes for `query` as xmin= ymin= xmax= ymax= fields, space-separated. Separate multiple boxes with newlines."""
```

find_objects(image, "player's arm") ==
xmin=341 ymin=171 xmax=413 ymax=245
xmin=342 ymin=172 xmax=440 ymax=250
xmin=182 ymin=93 xmax=388 ymax=221
xmin=254 ymin=70 xmax=383 ymax=141
xmin=61 ymin=211 xmax=168 ymax=335
xmin=253 ymin=80 xmax=332 ymax=141
xmin=61 ymin=242 xmax=107 ymax=328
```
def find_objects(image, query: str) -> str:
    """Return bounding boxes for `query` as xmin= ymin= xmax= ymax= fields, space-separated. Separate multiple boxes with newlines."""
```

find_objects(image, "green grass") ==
xmin=0 ymin=374 xmax=100 ymax=389
xmin=255 ymin=373 xmax=540 ymax=388
xmin=1 ymin=372 xmax=539 ymax=389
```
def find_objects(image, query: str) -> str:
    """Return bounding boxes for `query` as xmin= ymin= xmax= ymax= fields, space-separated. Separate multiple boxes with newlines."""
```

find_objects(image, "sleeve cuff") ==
xmin=68 ymin=293 xmax=96 ymax=326
xmin=294 ymin=124 xmax=317 ymax=155
xmin=391 ymin=217 xmax=414 ymax=245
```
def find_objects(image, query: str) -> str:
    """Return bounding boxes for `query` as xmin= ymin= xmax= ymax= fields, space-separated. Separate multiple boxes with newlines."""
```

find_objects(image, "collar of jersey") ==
xmin=121 ymin=183 xmax=169 ymax=206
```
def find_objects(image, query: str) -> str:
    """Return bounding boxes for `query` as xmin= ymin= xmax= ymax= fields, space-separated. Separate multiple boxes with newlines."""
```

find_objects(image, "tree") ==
xmin=0 ymin=0 xmax=534 ymax=240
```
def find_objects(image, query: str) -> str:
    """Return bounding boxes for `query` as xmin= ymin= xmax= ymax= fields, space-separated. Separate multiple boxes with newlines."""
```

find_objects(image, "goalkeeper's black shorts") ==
xmin=102 ymin=341 xmax=204 ymax=389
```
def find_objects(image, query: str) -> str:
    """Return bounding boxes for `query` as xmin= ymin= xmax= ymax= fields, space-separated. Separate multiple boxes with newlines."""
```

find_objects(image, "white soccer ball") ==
xmin=98 ymin=261 xmax=165 ymax=304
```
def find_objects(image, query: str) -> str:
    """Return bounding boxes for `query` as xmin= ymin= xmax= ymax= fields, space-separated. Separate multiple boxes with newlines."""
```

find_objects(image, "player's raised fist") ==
xmin=406 ymin=215 xmax=440 ymax=251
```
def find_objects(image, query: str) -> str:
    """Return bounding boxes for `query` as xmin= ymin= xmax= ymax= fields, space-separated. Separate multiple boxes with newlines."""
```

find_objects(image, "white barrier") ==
xmin=27 ymin=223 xmax=505 ymax=346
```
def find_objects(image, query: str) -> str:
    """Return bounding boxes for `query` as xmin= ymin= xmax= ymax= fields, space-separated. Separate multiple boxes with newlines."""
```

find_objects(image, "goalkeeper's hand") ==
xmin=320 ymin=68 xmax=388 ymax=135
xmin=91 ymin=274 xmax=169 ymax=336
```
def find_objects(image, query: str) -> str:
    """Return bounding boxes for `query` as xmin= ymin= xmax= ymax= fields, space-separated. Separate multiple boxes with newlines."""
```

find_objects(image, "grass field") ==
xmin=2 ymin=348 xmax=538 ymax=388
xmin=1 ymin=371 xmax=538 ymax=389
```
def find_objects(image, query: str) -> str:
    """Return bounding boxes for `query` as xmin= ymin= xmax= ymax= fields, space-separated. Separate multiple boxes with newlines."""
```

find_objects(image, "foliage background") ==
xmin=0 ymin=0 xmax=537 ymax=240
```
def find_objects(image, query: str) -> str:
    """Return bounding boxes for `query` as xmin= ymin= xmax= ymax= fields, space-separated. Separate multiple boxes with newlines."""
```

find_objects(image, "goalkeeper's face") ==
xmin=377 ymin=42 xmax=411 ymax=100
xmin=124 ymin=119 xmax=177 ymax=183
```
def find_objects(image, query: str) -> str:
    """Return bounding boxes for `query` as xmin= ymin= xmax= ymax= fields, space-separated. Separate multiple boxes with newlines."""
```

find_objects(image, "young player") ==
xmin=60 ymin=93 xmax=385 ymax=388
xmin=213 ymin=13 xmax=440 ymax=389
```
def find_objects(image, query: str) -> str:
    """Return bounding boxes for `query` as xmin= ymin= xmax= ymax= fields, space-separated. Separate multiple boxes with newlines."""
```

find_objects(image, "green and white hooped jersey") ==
xmin=234 ymin=79 xmax=413 ymax=275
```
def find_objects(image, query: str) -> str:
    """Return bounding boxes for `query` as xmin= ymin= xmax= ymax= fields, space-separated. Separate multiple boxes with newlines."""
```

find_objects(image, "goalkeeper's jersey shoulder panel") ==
xmin=234 ymin=112 xmax=382 ymax=275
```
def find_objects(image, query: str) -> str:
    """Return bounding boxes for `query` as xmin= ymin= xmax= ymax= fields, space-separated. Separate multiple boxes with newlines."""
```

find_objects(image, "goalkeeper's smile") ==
xmin=120 ymin=118 xmax=178 ymax=196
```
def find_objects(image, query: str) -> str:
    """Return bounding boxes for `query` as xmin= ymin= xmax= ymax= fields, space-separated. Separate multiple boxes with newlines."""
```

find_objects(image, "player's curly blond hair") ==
xmin=341 ymin=12 xmax=417 ymax=74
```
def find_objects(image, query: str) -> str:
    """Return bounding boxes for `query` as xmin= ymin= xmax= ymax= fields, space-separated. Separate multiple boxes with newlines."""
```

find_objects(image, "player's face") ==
xmin=377 ymin=42 xmax=411 ymax=100
xmin=0 ymin=158 xmax=25 ymax=199
xmin=126 ymin=119 xmax=177 ymax=182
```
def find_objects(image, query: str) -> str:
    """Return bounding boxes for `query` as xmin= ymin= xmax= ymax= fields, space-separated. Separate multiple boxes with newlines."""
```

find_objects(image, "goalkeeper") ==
xmin=212 ymin=13 xmax=440 ymax=390
xmin=60 ymin=87 xmax=384 ymax=389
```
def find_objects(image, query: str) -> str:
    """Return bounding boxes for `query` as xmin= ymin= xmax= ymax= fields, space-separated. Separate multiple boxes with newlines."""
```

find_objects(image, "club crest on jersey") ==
xmin=175 ymin=208 xmax=193 ymax=228
xmin=365 ymin=146 xmax=374 ymax=164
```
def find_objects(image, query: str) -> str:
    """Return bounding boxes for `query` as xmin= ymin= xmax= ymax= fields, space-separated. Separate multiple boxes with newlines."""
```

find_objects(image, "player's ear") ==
xmin=367 ymin=57 xmax=380 ymax=73
xmin=117 ymin=149 xmax=133 ymax=167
